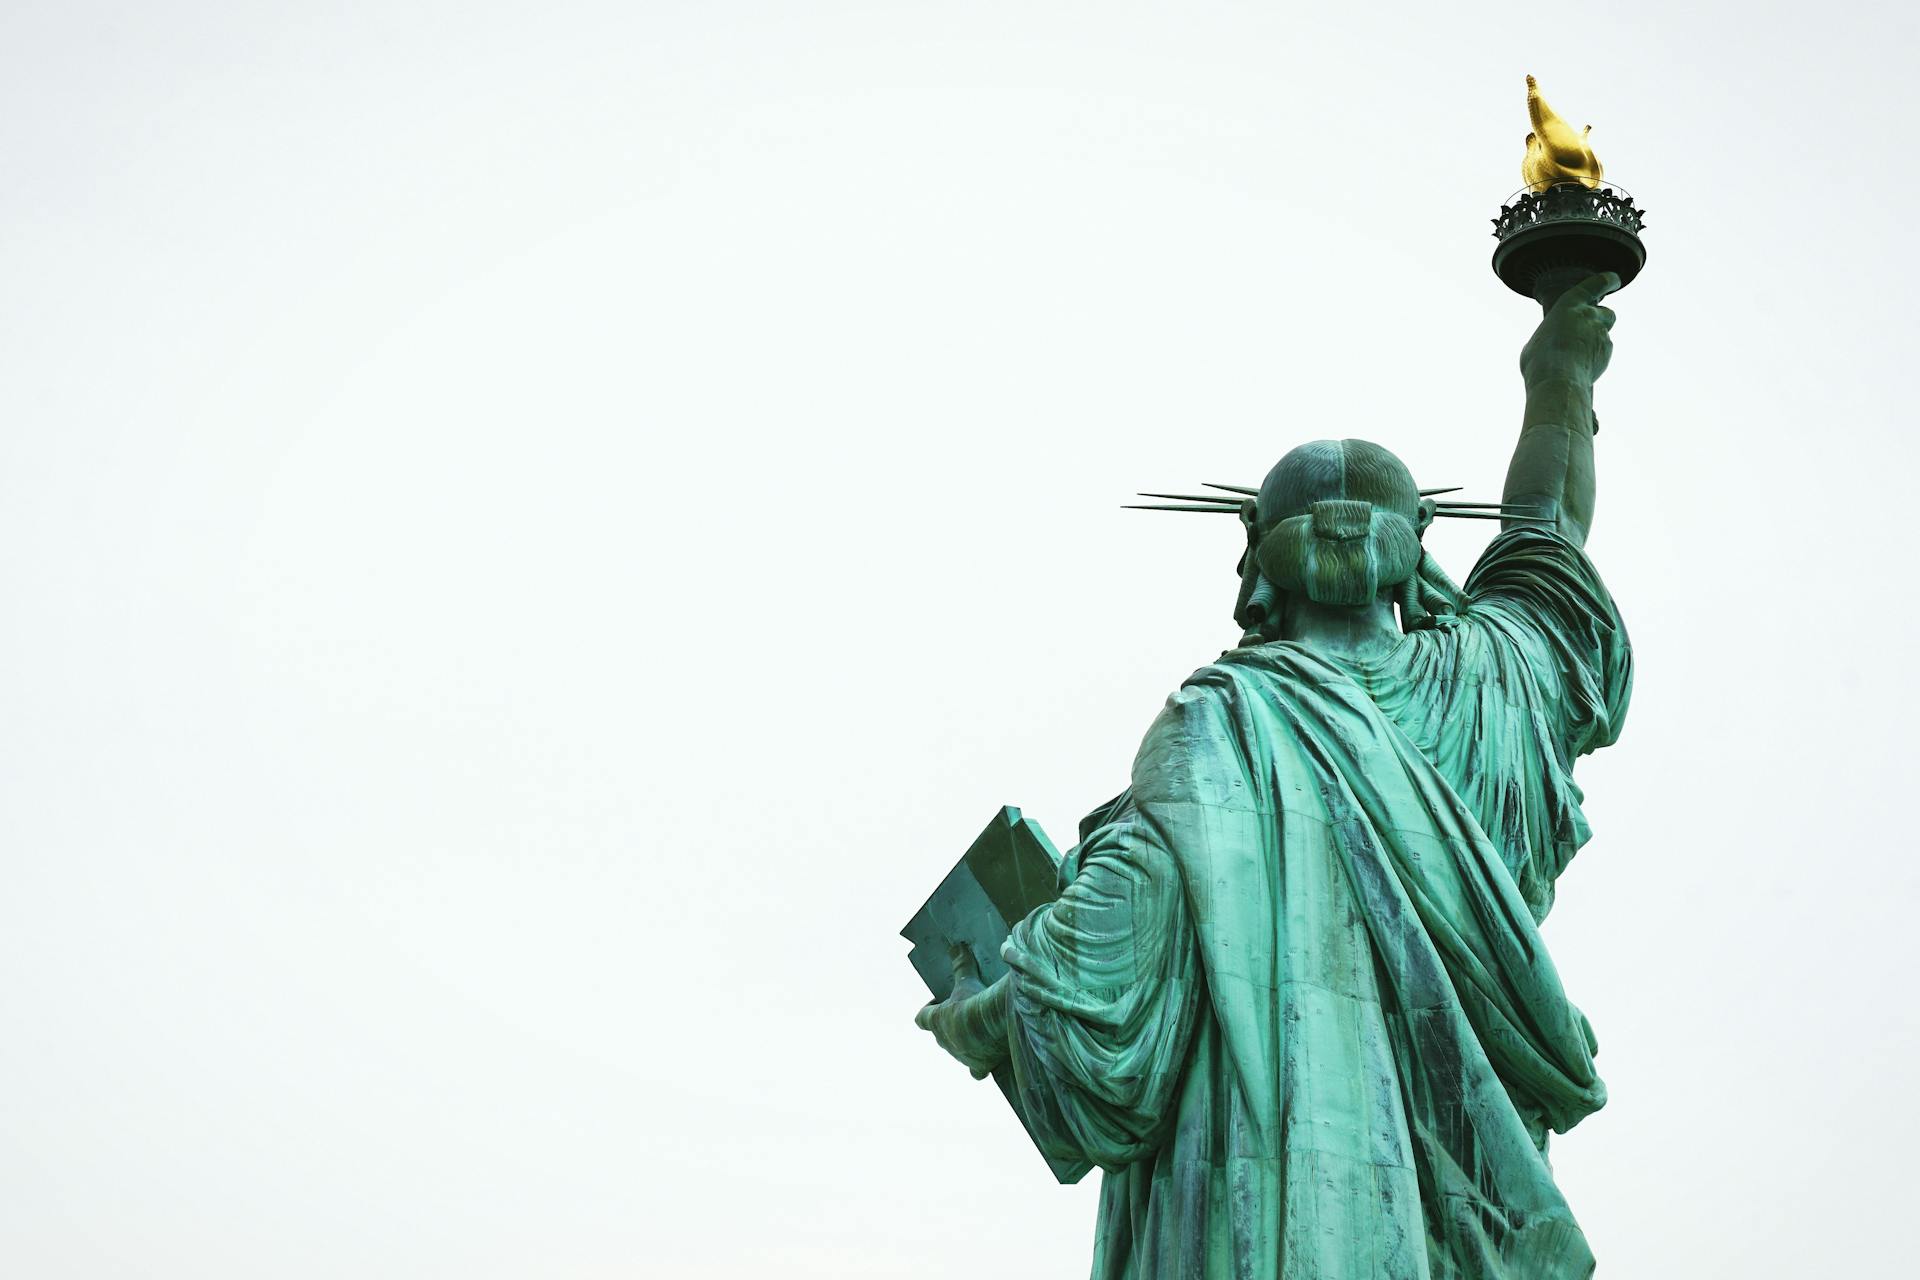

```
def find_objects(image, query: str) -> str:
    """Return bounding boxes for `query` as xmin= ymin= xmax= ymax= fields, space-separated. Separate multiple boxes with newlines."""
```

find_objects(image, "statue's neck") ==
xmin=1277 ymin=595 xmax=1402 ymax=664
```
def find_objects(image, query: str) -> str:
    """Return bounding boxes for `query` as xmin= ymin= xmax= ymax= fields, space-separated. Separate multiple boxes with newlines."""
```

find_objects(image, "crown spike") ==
xmin=1136 ymin=492 xmax=1249 ymax=505
xmin=1431 ymin=510 xmax=1554 ymax=523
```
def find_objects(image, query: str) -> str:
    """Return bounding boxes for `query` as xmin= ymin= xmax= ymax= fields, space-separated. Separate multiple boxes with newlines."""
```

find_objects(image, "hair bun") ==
xmin=1256 ymin=507 xmax=1421 ymax=607
xmin=1309 ymin=499 xmax=1374 ymax=542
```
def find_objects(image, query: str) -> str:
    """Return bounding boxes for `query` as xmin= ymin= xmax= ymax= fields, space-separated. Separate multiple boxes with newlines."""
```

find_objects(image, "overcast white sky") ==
xmin=1 ymin=2 xmax=1915 ymax=1276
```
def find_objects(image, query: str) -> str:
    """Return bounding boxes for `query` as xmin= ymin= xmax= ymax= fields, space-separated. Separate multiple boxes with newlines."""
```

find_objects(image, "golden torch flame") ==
xmin=1521 ymin=75 xmax=1604 ymax=192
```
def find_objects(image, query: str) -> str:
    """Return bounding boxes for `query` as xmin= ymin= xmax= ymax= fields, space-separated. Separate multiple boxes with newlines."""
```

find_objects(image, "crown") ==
xmin=1123 ymin=484 xmax=1550 ymax=526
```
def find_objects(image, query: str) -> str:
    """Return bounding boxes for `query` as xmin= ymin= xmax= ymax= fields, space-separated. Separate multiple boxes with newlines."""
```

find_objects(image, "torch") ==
xmin=1491 ymin=75 xmax=1647 ymax=312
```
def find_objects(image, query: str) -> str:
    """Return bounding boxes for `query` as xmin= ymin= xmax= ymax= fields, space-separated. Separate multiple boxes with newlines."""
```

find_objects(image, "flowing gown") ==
xmin=1001 ymin=528 xmax=1632 ymax=1280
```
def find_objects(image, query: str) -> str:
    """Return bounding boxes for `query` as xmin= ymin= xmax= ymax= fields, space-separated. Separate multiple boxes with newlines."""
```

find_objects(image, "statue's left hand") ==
xmin=914 ymin=944 xmax=1003 ymax=1079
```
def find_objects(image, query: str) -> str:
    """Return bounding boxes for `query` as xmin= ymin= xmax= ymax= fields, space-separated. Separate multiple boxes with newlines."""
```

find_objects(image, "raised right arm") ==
xmin=1502 ymin=272 xmax=1620 ymax=548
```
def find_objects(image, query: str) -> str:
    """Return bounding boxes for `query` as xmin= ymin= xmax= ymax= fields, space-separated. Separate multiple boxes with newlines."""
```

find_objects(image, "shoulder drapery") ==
xmin=1463 ymin=527 xmax=1632 ymax=764
xmin=1364 ymin=527 xmax=1632 ymax=919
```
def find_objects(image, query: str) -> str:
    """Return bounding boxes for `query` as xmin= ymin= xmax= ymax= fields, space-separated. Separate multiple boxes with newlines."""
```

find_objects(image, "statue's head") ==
xmin=1249 ymin=439 xmax=1428 ymax=608
xmin=1124 ymin=440 xmax=1477 ymax=642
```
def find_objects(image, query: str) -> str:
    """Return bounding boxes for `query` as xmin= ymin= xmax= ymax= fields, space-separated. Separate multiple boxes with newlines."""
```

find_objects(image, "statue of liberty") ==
xmin=914 ymin=271 xmax=1632 ymax=1279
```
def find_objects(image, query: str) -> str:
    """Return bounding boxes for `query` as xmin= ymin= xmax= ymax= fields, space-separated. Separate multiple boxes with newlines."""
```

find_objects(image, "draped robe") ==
xmin=1001 ymin=529 xmax=1632 ymax=1280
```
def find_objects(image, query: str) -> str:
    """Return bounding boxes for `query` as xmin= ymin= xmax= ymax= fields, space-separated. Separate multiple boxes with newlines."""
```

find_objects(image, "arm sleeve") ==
xmin=1000 ymin=793 xmax=1202 ymax=1171
xmin=1463 ymin=526 xmax=1633 ymax=762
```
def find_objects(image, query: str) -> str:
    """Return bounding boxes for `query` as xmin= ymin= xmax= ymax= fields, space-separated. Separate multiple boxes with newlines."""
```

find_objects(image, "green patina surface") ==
xmin=913 ymin=273 xmax=1632 ymax=1278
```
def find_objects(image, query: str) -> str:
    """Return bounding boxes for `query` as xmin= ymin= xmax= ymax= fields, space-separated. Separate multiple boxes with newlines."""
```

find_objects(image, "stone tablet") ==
xmin=902 ymin=807 xmax=1090 ymax=1184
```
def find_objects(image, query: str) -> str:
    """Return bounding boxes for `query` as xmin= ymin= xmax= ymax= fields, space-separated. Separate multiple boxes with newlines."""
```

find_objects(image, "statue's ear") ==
xmin=1524 ymin=131 xmax=1536 ymax=146
xmin=1416 ymin=499 xmax=1437 ymax=533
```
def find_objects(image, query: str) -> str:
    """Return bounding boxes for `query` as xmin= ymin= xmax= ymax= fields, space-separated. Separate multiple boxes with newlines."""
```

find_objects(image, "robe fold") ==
xmin=1002 ymin=528 xmax=1631 ymax=1280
